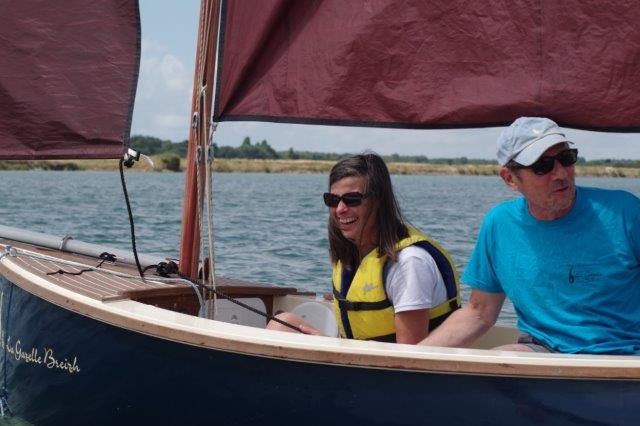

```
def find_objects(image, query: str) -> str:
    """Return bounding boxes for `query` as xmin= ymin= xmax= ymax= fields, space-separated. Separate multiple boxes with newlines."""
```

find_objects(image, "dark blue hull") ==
xmin=1 ymin=276 xmax=638 ymax=426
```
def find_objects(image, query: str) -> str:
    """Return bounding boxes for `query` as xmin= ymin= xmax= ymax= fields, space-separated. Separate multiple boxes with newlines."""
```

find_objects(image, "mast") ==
xmin=179 ymin=0 xmax=220 ymax=280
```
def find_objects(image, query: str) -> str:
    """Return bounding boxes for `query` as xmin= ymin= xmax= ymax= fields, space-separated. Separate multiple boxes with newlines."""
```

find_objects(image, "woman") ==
xmin=269 ymin=153 xmax=460 ymax=344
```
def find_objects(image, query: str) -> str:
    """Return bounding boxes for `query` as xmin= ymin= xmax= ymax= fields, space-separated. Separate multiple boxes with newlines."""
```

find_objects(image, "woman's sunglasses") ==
xmin=323 ymin=192 xmax=368 ymax=207
xmin=512 ymin=148 xmax=578 ymax=175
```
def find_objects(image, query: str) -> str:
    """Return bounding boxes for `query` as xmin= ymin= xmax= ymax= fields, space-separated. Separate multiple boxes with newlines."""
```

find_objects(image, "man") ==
xmin=419 ymin=117 xmax=640 ymax=354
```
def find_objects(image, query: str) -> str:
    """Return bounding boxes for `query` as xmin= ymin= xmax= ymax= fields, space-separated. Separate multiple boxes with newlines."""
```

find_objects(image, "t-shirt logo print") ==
xmin=568 ymin=266 xmax=601 ymax=284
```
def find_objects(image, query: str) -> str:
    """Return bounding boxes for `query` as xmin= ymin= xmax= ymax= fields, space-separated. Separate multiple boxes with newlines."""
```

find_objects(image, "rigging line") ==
xmin=196 ymin=161 xmax=207 ymax=315
xmin=205 ymin=121 xmax=217 ymax=313
xmin=173 ymin=272 xmax=304 ymax=334
xmin=46 ymin=252 xmax=116 ymax=277
xmin=209 ymin=287 xmax=304 ymax=333
xmin=202 ymin=127 xmax=216 ymax=315
xmin=203 ymin=104 xmax=217 ymax=312
xmin=200 ymin=81 xmax=216 ymax=289
xmin=194 ymin=95 xmax=206 ymax=314
xmin=198 ymin=119 xmax=215 ymax=318
xmin=163 ymin=271 xmax=205 ymax=314
xmin=119 ymin=158 xmax=145 ymax=282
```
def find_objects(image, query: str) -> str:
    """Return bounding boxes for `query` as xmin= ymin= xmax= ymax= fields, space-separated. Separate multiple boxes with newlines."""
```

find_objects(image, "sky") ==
xmin=131 ymin=0 xmax=640 ymax=161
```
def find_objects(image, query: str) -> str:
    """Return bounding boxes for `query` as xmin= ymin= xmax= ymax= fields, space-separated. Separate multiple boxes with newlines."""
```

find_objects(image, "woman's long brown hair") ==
xmin=327 ymin=152 xmax=408 ymax=270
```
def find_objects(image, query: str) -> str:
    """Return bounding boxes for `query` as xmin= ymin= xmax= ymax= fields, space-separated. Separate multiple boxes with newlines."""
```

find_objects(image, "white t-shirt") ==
xmin=384 ymin=245 xmax=447 ymax=313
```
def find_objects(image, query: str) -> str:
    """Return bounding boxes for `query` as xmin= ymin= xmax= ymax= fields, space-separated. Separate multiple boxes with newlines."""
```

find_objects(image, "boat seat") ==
xmin=213 ymin=298 xmax=268 ymax=328
xmin=291 ymin=301 xmax=339 ymax=337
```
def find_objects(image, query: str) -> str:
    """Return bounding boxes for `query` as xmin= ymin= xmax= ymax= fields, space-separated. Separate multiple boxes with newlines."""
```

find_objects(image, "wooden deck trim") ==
xmin=120 ymin=277 xmax=298 ymax=300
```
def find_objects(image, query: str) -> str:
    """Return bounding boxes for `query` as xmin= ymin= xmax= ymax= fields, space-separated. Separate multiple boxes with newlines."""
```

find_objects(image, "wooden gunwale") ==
xmin=1 ymin=242 xmax=639 ymax=381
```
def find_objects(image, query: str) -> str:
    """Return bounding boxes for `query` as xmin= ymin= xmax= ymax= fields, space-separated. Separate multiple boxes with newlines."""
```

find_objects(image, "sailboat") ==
xmin=1 ymin=0 xmax=639 ymax=424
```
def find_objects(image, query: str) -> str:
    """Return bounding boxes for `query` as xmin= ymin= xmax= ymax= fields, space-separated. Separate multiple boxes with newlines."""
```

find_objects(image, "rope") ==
xmin=173 ymin=266 xmax=304 ymax=333
xmin=206 ymin=286 xmax=304 ymax=333
xmin=142 ymin=263 xmax=301 ymax=331
xmin=142 ymin=261 xmax=179 ymax=277
xmin=195 ymin=133 xmax=204 ymax=283
xmin=58 ymin=234 xmax=73 ymax=251
xmin=204 ymin=122 xmax=217 ymax=317
xmin=0 ymin=247 xmax=15 ymax=262
xmin=118 ymin=158 xmax=145 ymax=282
xmin=7 ymin=248 xmax=148 ymax=280
xmin=46 ymin=252 xmax=115 ymax=277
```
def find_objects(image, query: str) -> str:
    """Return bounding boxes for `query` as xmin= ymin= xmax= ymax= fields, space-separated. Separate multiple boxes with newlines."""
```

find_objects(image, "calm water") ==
xmin=2 ymin=171 xmax=640 ymax=328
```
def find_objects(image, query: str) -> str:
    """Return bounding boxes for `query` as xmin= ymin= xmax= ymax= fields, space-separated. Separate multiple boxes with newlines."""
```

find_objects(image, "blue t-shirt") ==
xmin=463 ymin=186 xmax=640 ymax=354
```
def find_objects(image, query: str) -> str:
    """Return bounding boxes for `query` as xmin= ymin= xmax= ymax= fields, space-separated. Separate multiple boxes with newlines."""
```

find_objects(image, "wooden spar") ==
xmin=179 ymin=0 xmax=220 ymax=279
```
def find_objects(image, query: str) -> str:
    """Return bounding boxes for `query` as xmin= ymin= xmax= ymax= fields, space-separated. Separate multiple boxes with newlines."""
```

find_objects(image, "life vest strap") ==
xmin=369 ymin=333 xmax=396 ymax=343
xmin=332 ymin=288 xmax=392 ymax=311
xmin=428 ymin=296 xmax=461 ymax=320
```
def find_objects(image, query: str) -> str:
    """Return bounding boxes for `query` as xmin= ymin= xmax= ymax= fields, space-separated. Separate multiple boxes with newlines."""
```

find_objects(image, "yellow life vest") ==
xmin=332 ymin=227 xmax=461 ymax=341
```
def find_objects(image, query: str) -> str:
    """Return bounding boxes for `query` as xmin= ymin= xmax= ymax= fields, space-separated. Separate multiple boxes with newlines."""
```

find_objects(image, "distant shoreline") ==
xmin=1 ymin=158 xmax=639 ymax=178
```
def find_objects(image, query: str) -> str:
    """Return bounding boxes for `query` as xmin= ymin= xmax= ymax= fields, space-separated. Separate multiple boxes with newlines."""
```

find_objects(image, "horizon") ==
xmin=129 ymin=134 xmax=640 ymax=163
xmin=131 ymin=0 xmax=640 ymax=161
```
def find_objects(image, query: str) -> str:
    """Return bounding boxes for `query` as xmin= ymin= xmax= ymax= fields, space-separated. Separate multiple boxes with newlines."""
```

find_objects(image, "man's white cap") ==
xmin=496 ymin=117 xmax=573 ymax=166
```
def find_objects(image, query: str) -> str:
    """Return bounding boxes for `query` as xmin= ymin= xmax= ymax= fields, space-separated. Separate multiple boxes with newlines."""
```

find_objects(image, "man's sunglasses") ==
xmin=323 ymin=192 xmax=369 ymax=207
xmin=512 ymin=148 xmax=578 ymax=175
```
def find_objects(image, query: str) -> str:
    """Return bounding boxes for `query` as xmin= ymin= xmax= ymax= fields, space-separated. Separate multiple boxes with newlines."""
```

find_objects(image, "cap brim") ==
xmin=512 ymin=134 xmax=573 ymax=166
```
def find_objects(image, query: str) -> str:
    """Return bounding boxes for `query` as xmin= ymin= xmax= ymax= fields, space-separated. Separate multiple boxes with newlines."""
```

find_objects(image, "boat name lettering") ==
xmin=43 ymin=348 xmax=80 ymax=374
xmin=9 ymin=339 xmax=42 ymax=364
xmin=3 ymin=336 xmax=80 ymax=374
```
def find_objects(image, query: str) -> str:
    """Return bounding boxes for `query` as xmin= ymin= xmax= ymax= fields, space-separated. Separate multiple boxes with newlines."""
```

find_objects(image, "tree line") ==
xmin=129 ymin=135 xmax=640 ymax=167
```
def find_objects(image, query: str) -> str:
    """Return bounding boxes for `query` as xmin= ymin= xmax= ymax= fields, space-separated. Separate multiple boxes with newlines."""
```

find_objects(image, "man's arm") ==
xmin=418 ymin=289 xmax=504 ymax=348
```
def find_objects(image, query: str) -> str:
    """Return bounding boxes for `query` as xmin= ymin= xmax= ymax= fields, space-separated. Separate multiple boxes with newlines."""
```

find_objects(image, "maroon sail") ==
xmin=0 ymin=0 xmax=140 ymax=160
xmin=214 ymin=0 xmax=640 ymax=132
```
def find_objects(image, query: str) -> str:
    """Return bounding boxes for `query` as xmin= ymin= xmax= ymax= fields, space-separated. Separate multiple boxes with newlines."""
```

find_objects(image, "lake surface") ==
xmin=1 ymin=171 xmax=640 ymax=327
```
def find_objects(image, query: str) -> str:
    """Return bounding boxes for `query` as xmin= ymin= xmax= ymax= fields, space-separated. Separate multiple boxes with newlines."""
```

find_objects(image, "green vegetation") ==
xmin=159 ymin=154 xmax=181 ymax=172
xmin=579 ymin=158 xmax=640 ymax=168
xmin=214 ymin=137 xmax=278 ymax=159
xmin=130 ymin=135 xmax=188 ymax=157
xmin=133 ymin=135 xmax=640 ymax=169
xmin=1 ymin=135 xmax=638 ymax=176
xmin=133 ymin=135 xmax=499 ymax=165
xmin=0 ymin=161 xmax=80 ymax=171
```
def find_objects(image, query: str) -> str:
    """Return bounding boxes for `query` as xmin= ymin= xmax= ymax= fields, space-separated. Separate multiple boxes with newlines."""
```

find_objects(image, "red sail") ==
xmin=214 ymin=0 xmax=640 ymax=132
xmin=0 ymin=0 xmax=140 ymax=160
